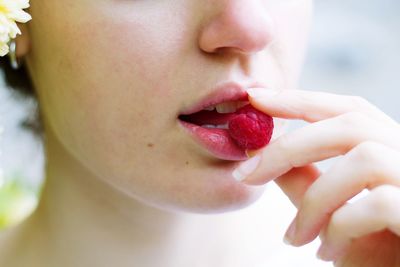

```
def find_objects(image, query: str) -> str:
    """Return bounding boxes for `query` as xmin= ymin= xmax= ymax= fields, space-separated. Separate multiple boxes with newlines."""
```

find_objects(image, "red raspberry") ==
xmin=228 ymin=105 xmax=274 ymax=150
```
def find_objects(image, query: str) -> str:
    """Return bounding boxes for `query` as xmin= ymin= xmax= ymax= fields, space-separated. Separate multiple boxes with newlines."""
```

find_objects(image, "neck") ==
xmin=23 ymin=129 xmax=269 ymax=267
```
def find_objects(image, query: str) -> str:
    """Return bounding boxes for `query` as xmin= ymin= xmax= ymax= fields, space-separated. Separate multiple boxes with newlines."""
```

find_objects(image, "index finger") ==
xmin=247 ymin=88 xmax=397 ymax=125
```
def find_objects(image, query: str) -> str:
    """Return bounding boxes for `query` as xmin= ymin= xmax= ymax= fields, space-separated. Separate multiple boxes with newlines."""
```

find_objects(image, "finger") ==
xmin=285 ymin=142 xmax=400 ymax=247
xmin=316 ymin=185 xmax=400 ymax=261
xmin=239 ymin=112 xmax=400 ymax=185
xmin=274 ymin=164 xmax=321 ymax=208
xmin=247 ymin=88 xmax=397 ymax=126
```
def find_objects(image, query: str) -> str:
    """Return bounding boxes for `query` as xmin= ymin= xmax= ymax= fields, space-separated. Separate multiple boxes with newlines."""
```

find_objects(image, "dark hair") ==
xmin=0 ymin=57 xmax=43 ymax=140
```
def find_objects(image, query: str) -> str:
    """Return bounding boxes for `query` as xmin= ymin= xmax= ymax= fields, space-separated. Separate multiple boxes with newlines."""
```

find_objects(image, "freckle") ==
xmin=185 ymin=161 xmax=189 ymax=165
xmin=147 ymin=143 xmax=154 ymax=148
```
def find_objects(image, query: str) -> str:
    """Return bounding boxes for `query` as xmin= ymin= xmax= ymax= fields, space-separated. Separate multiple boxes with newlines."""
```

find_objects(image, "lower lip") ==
xmin=178 ymin=120 xmax=248 ymax=161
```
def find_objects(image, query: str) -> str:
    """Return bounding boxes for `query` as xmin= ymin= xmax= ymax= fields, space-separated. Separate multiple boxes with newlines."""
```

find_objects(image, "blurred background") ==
xmin=0 ymin=0 xmax=399 ymax=266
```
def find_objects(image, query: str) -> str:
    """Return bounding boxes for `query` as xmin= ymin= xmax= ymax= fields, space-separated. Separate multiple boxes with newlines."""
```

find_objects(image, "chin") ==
xmin=197 ymin=182 xmax=267 ymax=214
xmin=148 ymin=181 xmax=268 ymax=215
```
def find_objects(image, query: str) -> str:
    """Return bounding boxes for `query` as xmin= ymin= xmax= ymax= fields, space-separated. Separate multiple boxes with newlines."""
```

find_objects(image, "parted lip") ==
xmin=178 ymin=81 xmax=267 ymax=116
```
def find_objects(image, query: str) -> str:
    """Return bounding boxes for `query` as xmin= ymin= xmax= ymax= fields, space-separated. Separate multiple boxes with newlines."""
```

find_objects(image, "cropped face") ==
xmin=24 ymin=0 xmax=313 ymax=213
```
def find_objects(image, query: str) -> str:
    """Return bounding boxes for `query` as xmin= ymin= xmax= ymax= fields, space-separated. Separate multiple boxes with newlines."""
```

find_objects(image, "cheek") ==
xmin=270 ymin=1 xmax=313 ymax=84
xmin=37 ymin=2 xmax=196 ymax=178
xmin=69 ymin=3 xmax=195 ymax=118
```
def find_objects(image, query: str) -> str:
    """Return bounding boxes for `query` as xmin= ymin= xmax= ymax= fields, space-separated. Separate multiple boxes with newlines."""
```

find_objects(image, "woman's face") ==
xmin=24 ymin=0 xmax=313 ymax=213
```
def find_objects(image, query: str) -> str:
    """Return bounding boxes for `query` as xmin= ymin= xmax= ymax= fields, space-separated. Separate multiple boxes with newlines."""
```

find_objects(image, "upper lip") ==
xmin=178 ymin=81 xmax=267 ymax=116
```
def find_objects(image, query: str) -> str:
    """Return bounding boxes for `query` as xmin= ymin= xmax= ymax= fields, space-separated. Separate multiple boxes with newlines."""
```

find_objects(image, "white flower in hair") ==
xmin=0 ymin=0 xmax=31 ymax=56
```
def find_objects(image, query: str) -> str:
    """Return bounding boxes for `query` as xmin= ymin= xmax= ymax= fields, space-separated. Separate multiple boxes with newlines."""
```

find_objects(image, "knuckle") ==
xmin=275 ymin=133 xmax=310 ymax=168
xmin=301 ymin=186 xmax=321 ymax=213
xmin=275 ymin=134 xmax=296 ymax=165
xmin=347 ymin=142 xmax=396 ymax=190
xmin=337 ymin=111 xmax=367 ymax=126
xmin=370 ymin=185 xmax=399 ymax=214
xmin=349 ymin=141 xmax=381 ymax=163
xmin=349 ymin=95 xmax=371 ymax=109
xmin=276 ymin=133 xmax=292 ymax=151
xmin=329 ymin=207 xmax=349 ymax=232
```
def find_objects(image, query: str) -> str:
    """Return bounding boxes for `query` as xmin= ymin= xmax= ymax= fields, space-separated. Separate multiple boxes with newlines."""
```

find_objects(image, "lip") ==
xmin=178 ymin=81 xmax=261 ymax=116
xmin=177 ymin=81 xmax=267 ymax=161
xmin=178 ymin=120 xmax=248 ymax=161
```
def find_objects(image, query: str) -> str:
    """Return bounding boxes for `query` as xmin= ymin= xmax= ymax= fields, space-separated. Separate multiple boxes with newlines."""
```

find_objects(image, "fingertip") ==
xmin=245 ymin=148 xmax=262 ymax=158
xmin=232 ymin=154 xmax=262 ymax=183
xmin=246 ymin=89 xmax=280 ymax=116
xmin=246 ymin=88 xmax=280 ymax=99
xmin=317 ymin=243 xmax=345 ymax=262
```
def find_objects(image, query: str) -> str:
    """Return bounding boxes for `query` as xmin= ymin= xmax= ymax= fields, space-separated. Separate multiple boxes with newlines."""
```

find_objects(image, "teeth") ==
xmin=201 ymin=124 xmax=217 ymax=128
xmin=215 ymin=102 xmax=238 ymax=113
xmin=202 ymin=101 xmax=249 ymax=113
xmin=216 ymin=122 xmax=229 ymax=129
xmin=201 ymin=123 xmax=229 ymax=129
xmin=204 ymin=106 xmax=216 ymax=111
xmin=214 ymin=101 xmax=249 ymax=113
xmin=235 ymin=101 xmax=248 ymax=109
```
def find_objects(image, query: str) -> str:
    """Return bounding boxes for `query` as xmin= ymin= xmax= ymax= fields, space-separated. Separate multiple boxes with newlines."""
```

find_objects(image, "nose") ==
xmin=198 ymin=0 xmax=275 ymax=55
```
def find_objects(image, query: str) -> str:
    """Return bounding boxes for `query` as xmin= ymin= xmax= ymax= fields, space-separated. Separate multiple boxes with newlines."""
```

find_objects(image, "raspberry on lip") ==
xmin=227 ymin=105 xmax=274 ymax=150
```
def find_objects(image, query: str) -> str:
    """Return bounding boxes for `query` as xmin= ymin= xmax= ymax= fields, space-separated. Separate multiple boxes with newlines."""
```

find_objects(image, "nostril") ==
xmin=198 ymin=2 xmax=275 ymax=55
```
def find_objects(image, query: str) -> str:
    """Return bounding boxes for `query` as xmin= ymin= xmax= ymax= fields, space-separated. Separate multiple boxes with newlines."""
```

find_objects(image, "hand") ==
xmin=240 ymin=88 xmax=400 ymax=267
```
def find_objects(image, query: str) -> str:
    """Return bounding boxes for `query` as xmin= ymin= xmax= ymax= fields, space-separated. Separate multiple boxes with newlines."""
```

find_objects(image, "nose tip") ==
xmin=199 ymin=2 xmax=276 ymax=55
xmin=223 ymin=18 xmax=275 ymax=54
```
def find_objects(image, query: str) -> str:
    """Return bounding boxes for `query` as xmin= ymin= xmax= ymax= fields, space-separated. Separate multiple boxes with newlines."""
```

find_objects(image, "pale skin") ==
xmin=239 ymin=89 xmax=400 ymax=266
xmin=1 ymin=0 xmax=399 ymax=266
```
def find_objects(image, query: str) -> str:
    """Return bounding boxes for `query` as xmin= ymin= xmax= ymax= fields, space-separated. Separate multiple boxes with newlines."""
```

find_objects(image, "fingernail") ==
xmin=247 ymin=88 xmax=280 ymax=98
xmin=245 ymin=149 xmax=261 ymax=158
xmin=317 ymin=243 xmax=343 ymax=262
xmin=316 ymin=244 xmax=332 ymax=261
xmin=283 ymin=219 xmax=297 ymax=245
xmin=232 ymin=154 xmax=261 ymax=182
